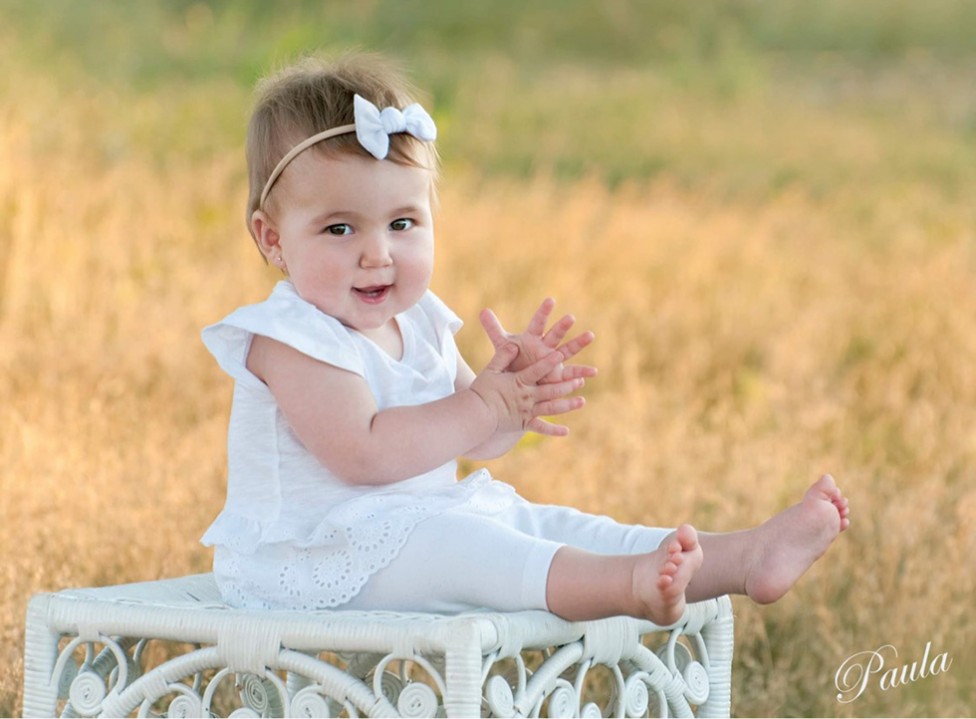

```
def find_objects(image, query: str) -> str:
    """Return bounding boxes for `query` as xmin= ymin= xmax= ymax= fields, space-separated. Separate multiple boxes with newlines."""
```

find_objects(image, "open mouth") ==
xmin=353 ymin=285 xmax=392 ymax=303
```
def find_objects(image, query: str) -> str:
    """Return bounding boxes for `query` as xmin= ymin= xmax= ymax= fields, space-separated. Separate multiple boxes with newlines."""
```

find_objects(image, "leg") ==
xmin=546 ymin=524 xmax=703 ymax=624
xmin=343 ymin=509 xmax=703 ymax=624
xmin=489 ymin=495 xmax=703 ymax=622
xmin=493 ymin=499 xmax=673 ymax=555
xmin=342 ymin=511 xmax=563 ymax=613
xmin=685 ymin=474 xmax=851 ymax=604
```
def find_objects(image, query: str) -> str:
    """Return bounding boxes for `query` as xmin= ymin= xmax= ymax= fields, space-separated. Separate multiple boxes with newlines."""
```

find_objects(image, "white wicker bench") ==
xmin=23 ymin=573 xmax=732 ymax=718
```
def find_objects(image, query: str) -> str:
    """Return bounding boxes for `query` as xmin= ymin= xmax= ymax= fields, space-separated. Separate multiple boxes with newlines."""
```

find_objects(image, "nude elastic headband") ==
xmin=259 ymin=94 xmax=437 ymax=209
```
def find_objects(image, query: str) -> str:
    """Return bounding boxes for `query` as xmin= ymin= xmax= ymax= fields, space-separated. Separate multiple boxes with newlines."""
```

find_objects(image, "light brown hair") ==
xmin=245 ymin=52 xmax=439 ymax=243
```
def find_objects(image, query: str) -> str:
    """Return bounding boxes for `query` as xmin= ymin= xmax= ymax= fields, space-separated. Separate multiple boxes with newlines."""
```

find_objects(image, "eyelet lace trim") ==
xmin=213 ymin=470 xmax=515 ymax=609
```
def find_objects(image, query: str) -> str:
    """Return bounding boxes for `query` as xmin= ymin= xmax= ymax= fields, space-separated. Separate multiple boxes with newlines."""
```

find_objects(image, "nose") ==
xmin=360 ymin=230 xmax=393 ymax=268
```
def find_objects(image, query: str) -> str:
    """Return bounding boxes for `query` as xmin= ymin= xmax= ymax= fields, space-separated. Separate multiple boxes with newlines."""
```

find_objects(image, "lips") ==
xmin=353 ymin=284 xmax=392 ymax=303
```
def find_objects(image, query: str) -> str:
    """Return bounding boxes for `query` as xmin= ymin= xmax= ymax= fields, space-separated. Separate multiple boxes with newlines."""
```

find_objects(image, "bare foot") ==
xmin=632 ymin=524 xmax=703 ymax=625
xmin=745 ymin=474 xmax=851 ymax=604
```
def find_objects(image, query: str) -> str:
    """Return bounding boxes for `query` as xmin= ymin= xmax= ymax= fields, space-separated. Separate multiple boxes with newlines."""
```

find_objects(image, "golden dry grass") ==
xmin=3 ymin=46 xmax=975 ymax=719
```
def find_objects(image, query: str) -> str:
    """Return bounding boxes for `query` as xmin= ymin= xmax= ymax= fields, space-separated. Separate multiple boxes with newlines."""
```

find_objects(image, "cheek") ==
xmin=406 ymin=247 xmax=435 ymax=281
xmin=406 ymin=235 xmax=435 ymax=267
xmin=291 ymin=252 xmax=346 ymax=288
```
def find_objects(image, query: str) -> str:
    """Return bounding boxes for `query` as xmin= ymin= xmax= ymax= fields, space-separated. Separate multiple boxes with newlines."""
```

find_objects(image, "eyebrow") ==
xmin=307 ymin=205 xmax=425 ymax=227
xmin=389 ymin=204 xmax=425 ymax=217
xmin=305 ymin=210 xmax=346 ymax=229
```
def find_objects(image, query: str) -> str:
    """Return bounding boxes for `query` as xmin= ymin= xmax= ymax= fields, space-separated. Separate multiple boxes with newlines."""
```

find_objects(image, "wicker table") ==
xmin=23 ymin=573 xmax=732 ymax=717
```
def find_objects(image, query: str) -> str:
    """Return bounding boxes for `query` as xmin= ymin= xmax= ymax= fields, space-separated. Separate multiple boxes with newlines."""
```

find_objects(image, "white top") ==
xmin=201 ymin=281 xmax=515 ymax=607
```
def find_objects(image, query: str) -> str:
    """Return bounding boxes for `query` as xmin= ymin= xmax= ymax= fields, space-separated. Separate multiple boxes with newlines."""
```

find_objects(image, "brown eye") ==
xmin=325 ymin=223 xmax=352 ymax=236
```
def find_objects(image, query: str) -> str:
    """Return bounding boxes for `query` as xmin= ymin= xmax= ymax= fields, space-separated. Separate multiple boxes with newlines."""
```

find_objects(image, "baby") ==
xmin=202 ymin=52 xmax=850 ymax=624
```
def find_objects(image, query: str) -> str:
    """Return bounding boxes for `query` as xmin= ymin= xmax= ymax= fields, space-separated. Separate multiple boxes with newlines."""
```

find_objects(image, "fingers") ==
xmin=482 ymin=300 xmax=595 ymax=366
xmin=525 ymin=378 xmax=586 ymax=437
xmin=525 ymin=392 xmax=586 ymax=436
xmin=487 ymin=299 xmax=576 ymax=346
xmin=555 ymin=330 xmax=595 ymax=361
xmin=476 ymin=354 xmax=587 ymax=436
xmin=525 ymin=297 xmax=555 ymax=337
xmin=549 ymin=364 xmax=598 ymax=382
xmin=532 ymin=376 xmax=585 ymax=403
xmin=542 ymin=313 xmax=575 ymax=348
xmin=479 ymin=309 xmax=509 ymax=349
xmin=528 ymin=300 xmax=575 ymax=351
xmin=527 ymin=298 xmax=594 ymax=363
xmin=483 ymin=342 xmax=519 ymax=373
xmin=533 ymin=395 xmax=586 ymax=417
xmin=517 ymin=348 xmax=567 ymax=385
xmin=536 ymin=332 xmax=596 ymax=385
xmin=527 ymin=417 xmax=570 ymax=437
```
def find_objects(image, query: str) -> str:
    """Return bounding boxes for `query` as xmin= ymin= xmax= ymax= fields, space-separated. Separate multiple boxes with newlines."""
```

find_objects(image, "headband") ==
xmin=258 ymin=93 xmax=437 ymax=209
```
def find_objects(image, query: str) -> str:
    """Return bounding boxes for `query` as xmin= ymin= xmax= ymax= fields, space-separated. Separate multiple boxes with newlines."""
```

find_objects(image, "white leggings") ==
xmin=342 ymin=499 xmax=672 ymax=614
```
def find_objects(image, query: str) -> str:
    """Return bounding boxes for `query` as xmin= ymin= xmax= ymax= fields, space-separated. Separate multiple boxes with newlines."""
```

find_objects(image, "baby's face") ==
xmin=271 ymin=150 xmax=435 ymax=340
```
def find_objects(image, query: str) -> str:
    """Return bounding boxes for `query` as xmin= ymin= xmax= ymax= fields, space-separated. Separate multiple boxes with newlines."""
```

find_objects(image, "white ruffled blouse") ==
xmin=200 ymin=281 xmax=515 ymax=608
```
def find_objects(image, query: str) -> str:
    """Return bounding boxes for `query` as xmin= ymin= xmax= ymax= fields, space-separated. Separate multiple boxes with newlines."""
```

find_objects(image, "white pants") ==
xmin=342 ymin=498 xmax=672 ymax=614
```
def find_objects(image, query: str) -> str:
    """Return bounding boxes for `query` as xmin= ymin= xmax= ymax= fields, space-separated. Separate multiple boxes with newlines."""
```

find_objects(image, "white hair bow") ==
xmin=354 ymin=94 xmax=437 ymax=160
xmin=259 ymin=94 xmax=438 ymax=208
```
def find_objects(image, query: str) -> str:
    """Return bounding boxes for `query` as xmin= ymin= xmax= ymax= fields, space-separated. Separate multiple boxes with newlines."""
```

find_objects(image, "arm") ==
xmin=454 ymin=352 xmax=526 ymax=460
xmin=247 ymin=333 xmax=580 ymax=486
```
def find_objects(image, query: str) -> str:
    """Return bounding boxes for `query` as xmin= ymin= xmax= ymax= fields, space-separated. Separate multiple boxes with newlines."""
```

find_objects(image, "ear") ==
xmin=251 ymin=210 xmax=284 ymax=268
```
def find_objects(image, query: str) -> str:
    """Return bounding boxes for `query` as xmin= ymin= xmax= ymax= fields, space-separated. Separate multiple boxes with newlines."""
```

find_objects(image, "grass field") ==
xmin=2 ymin=2 xmax=975 ymax=716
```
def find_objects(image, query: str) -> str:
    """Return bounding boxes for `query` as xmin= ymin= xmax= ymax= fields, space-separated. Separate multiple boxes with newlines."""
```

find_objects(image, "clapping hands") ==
xmin=469 ymin=298 xmax=597 ymax=437
xmin=480 ymin=297 xmax=597 ymax=384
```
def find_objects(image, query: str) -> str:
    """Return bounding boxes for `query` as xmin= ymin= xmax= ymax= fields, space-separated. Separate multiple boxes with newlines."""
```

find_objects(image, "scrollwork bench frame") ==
xmin=23 ymin=573 xmax=732 ymax=717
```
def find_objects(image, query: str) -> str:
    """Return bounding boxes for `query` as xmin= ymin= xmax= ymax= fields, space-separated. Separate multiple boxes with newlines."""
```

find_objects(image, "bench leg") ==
xmin=697 ymin=595 xmax=734 ymax=718
xmin=442 ymin=619 xmax=483 ymax=718
xmin=22 ymin=595 xmax=61 ymax=719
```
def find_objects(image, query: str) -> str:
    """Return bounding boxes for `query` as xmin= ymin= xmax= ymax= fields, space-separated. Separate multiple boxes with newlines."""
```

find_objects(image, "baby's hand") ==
xmin=479 ymin=298 xmax=597 ymax=384
xmin=469 ymin=342 xmax=586 ymax=436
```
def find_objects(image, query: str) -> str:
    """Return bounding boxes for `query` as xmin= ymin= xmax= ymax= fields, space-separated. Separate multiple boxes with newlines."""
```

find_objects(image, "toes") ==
xmin=831 ymin=494 xmax=850 ymax=531
xmin=675 ymin=523 xmax=700 ymax=551
xmin=833 ymin=495 xmax=850 ymax=524
xmin=809 ymin=474 xmax=837 ymax=499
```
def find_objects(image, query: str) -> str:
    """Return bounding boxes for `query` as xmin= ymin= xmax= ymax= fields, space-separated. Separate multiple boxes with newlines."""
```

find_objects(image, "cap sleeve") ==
xmin=415 ymin=290 xmax=462 ymax=338
xmin=407 ymin=291 xmax=463 ymax=382
xmin=202 ymin=282 xmax=364 ymax=388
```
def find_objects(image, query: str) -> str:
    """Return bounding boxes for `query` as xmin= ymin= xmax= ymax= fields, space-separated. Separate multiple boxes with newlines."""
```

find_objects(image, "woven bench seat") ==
xmin=23 ymin=573 xmax=732 ymax=718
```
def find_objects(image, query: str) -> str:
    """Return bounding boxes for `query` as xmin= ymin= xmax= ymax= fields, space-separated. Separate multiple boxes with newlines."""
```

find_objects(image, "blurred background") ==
xmin=2 ymin=1 xmax=975 ymax=716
